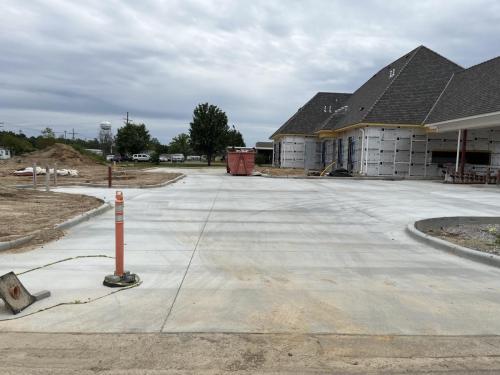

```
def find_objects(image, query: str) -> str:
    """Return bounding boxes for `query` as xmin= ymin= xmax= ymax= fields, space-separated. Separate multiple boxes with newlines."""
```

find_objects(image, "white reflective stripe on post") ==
xmin=115 ymin=204 xmax=124 ymax=222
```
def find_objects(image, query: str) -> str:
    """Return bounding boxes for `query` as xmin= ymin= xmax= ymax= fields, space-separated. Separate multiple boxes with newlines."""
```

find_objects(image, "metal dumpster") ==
xmin=226 ymin=148 xmax=256 ymax=176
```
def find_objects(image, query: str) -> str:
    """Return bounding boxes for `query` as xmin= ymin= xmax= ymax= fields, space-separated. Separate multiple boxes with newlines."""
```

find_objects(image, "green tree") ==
xmin=0 ymin=131 xmax=34 ymax=155
xmin=226 ymin=126 xmax=246 ymax=147
xmin=41 ymin=127 xmax=55 ymax=138
xmin=169 ymin=133 xmax=192 ymax=156
xmin=115 ymin=121 xmax=151 ymax=155
xmin=189 ymin=103 xmax=229 ymax=165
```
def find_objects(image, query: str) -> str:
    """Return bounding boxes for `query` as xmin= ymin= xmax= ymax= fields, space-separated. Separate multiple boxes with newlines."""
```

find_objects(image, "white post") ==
xmin=53 ymin=163 xmax=57 ymax=186
xmin=33 ymin=162 xmax=37 ymax=189
xmin=455 ymin=129 xmax=461 ymax=173
xmin=365 ymin=132 xmax=369 ymax=175
xmin=359 ymin=128 xmax=365 ymax=174
xmin=45 ymin=164 xmax=50 ymax=192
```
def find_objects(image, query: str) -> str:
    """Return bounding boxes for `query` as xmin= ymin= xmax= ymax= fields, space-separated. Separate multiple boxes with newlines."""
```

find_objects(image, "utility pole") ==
xmin=124 ymin=112 xmax=131 ymax=125
xmin=71 ymin=128 xmax=79 ymax=140
xmin=64 ymin=130 xmax=67 ymax=139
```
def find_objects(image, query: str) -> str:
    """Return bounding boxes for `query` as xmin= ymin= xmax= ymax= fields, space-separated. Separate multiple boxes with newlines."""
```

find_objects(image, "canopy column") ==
xmin=459 ymin=129 xmax=468 ymax=177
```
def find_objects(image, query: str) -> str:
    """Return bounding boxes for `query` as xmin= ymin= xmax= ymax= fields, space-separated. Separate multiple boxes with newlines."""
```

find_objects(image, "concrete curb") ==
xmin=55 ymin=202 xmax=112 ymax=230
xmin=0 ymin=234 xmax=36 ymax=252
xmin=40 ymin=173 xmax=186 ymax=189
xmin=257 ymin=174 xmax=442 ymax=181
xmin=406 ymin=218 xmax=500 ymax=268
xmin=136 ymin=173 xmax=185 ymax=189
xmin=0 ymin=201 xmax=111 ymax=252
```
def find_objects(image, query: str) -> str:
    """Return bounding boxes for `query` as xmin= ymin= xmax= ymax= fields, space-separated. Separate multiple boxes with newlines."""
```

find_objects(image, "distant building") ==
xmin=255 ymin=141 xmax=273 ymax=165
xmin=0 ymin=146 xmax=11 ymax=160
xmin=85 ymin=148 xmax=103 ymax=156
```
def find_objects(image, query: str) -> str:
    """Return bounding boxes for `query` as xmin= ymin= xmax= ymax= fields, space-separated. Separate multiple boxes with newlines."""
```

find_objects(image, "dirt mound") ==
xmin=11 ymin=143 xmax=99 ymax=167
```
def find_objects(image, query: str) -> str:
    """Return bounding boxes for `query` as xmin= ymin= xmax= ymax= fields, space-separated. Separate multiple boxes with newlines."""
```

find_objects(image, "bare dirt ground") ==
xmin=428 ymin=223 xmax=500 ymax=256
xmin=0 ymin=144 xmax=181 ymax=188
xmin=0 ymin=186 xmax=102 ymax=248
xmin=254 ymin=166 xmax=306 ymax=177
xmin=1 ymin=332 xmax=500 ymax=374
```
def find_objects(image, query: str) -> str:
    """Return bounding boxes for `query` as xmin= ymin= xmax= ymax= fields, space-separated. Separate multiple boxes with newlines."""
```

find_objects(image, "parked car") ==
xmin=159 ymin=154 xmax=170 ymax=162
xmin=186 ymin=155 xmax=201 ymax=161
xmin=106 ymin=154 xmax=114 ymax=162
xmin=171 ymin=154 xmax=185 ymax=162
xmin=132 ymin=153 xmax=151 ymax=162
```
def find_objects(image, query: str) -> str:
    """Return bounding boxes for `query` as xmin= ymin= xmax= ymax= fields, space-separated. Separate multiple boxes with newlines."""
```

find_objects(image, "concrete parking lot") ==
xmin=1 ymin=168 xmax=500 ymax=335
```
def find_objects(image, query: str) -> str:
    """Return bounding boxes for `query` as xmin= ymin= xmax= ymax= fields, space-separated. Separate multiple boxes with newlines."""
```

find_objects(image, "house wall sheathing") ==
xmin=274 ymin=127 xmax=500 ymax=175
xmin=358 ymin=127 xmax=500 ymax=177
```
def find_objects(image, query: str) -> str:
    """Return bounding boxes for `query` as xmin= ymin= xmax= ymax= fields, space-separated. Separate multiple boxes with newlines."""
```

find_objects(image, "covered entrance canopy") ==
xmin=423 ymin=56 xmax=500 ymax=182
xmin=425 ymin=111 xmax=500 ymax=177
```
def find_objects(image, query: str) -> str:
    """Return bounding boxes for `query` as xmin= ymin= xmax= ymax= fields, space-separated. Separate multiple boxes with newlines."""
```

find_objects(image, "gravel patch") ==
xmin=427 ymin=223 xmax=500 ymax=256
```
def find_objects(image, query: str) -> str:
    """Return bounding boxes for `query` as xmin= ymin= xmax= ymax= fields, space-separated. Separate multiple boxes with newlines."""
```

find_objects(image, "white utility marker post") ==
xmin=45 ymin=164 xmax=50 ymax=192
xmin=53 ymin=163 xmax=57 ymax=186
xmin=32 ymin=162 xmax=37 ymax=189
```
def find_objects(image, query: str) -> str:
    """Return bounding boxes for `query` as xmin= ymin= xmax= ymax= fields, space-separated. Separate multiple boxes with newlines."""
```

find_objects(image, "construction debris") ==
xmin=0 ymin=272 xmax=50 ymax=314
xmin=13 ymin=167 xmax=78 ymax=177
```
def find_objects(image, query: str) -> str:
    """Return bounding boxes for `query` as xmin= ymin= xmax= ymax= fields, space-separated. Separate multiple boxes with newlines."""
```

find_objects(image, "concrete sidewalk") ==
xmin=1 ymin=169 xmax=500 ymax=334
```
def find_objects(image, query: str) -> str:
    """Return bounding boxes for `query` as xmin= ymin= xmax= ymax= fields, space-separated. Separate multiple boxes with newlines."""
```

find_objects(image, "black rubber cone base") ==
xmin=103 ymin=271 xmax=140 ymax=288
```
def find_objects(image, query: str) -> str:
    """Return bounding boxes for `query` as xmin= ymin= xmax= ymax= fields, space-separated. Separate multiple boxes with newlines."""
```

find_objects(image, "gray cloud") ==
xmin=1 ymin=0 xmax=499 ymax=146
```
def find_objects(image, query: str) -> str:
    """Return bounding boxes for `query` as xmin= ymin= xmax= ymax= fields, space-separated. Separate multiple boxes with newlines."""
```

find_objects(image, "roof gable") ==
xmin=425 ymin=56 xmax=500 ymax=124
xmin=322 ymin=46 xmax=463 ymax=131
xmin=322 ymin=47 xmax=421 ymax=130
xmin=270 ymin=92 xmax=351 ymax=138
xmin=364 ymin=46 xmax=463 ymax=125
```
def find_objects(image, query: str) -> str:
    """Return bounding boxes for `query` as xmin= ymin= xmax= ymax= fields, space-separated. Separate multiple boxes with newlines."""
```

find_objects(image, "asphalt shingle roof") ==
xmin=321 ymin=46 xmax=463 ymax=131
xmin=270 ymin=92 xmax=351 ymax=138
xmin=425 ymin=56 xmax=500 ymax=124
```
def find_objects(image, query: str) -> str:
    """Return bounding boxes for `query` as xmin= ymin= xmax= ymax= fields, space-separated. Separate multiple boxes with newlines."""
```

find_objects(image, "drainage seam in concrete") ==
xmin=160 ymin=179 xmax=222 ymax=331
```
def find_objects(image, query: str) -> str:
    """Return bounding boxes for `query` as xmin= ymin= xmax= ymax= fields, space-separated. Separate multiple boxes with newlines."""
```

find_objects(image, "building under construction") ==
xmin=270 ymin=46 xmax=500 ymax=181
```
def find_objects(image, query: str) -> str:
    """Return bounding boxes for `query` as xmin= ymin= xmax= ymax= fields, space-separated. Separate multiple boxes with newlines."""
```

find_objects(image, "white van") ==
xmin=132 ymin=153 xmax=151 ymax=162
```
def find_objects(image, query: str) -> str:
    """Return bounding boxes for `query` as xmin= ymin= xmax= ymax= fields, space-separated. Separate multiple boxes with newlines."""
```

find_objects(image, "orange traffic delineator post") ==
xmin=115 ymin=191 xmax=124 ymax=276
xmin=103 ymin=191 xmax=139 ymax=288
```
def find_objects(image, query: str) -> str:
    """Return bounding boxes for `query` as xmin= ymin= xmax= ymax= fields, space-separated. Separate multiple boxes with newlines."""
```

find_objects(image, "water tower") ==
xmin=99 ymin=121 xmax=113 ymax=154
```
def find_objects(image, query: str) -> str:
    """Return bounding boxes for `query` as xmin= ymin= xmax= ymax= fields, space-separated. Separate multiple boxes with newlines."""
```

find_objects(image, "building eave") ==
xmin=425 ymin=111 xmax=500 ymax=133
xmin=271 ymin=133 xmax=318 ymax=140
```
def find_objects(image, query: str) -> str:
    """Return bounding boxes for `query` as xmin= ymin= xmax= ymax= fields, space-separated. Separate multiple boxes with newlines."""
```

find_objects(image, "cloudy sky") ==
xmin=1 ymin=0 xmax=499 ymax=146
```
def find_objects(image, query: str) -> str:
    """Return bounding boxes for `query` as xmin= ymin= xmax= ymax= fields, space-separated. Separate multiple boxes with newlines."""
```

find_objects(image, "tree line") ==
xmin=1 ymin=103 xmax=245 ymax=165
xmin=116 ymin=103 xmax=245 ymax=165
